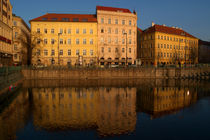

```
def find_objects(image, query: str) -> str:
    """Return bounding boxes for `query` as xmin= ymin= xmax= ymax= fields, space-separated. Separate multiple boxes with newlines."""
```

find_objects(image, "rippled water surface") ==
xmin=0 ymin=79 xmax=210 ymax=140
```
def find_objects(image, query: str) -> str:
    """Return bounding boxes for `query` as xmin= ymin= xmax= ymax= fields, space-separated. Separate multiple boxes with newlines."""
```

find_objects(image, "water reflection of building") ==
xmin=0 ymin=89 xmax=29 ymax=140
xmin=137 ymin=87 xmax=197 ymax=118
xmin=32 ymin=87 xmax=136 ymax=136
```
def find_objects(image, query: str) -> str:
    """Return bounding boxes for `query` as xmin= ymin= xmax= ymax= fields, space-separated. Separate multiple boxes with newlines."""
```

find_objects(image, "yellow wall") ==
xmin=30 ymin=21 xmax=98 ymax=66
xmin=140 ymin=31 xmax=199 ymax=65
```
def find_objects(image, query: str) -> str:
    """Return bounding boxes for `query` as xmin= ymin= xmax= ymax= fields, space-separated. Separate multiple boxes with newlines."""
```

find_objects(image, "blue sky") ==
xmin=10 ymin=0 xmax=210 ymax=41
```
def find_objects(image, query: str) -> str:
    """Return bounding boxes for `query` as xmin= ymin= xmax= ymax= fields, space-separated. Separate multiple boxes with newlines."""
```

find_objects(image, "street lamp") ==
xmin=58 ymin=33 xmax=62 ymax=66
xmin=123 ymin=32 xmax=127 ymax=67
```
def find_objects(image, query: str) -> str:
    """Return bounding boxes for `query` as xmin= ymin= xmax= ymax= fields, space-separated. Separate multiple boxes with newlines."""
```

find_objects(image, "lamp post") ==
xmin=58 ymin=33 xmax=62 ymax=66
xmin=123 ymin=32 xmax=127 ymax=67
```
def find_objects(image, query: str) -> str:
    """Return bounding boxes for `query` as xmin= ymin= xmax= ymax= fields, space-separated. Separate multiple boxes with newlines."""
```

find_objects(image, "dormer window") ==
xmin=82 ymin=18 xmax=88 ymax=22
xmin=62 ymin=18 xmax=69 ymax=21
xmin=73 ymin=18 xmax=79 ymax=22
xmin=51 ymin=18 xmax=58 ymax=21
xmin=42 ymin=18 xmax=48 ymax=21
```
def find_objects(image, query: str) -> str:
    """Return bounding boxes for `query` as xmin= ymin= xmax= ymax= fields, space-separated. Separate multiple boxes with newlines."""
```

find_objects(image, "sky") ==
xmin=10 ymin=0 xmax=210 ymax=41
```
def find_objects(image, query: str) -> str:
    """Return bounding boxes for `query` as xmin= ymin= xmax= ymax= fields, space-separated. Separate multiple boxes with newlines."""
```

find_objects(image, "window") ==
xmin=164 ymin=44 xmax=166 ymax=48
xmin=68 ymin=29 xmax=71 ymax=34
xmin=122 ymin=48 xmax=125 ymax=53
xmin=129 ymin=20 xmax=131 ymax=26
xmin=115 ymin=19 xmax=118 ymax=24
xmin=101 ymin=28 xmax=104 ymax=33
xmin=73 ymin=18 xmax=79 ymax=22
xmin=115 ymin=38 xmax=118 ymax=44
xmin=59 ymin=50 xmax=63 ymax=56
xmin=90 ymin=39 xmax=93 ymax=44
xmin=108 ymin=28 xmax=111 ymax=34
xmin=108 ymin=47 xmax=111 ymax=52
xmin=51 ymin=29 xmax=54 ymax=34
xmin=115 ymin=48 xmax=118 ymax=53
xmin=13 ymin=21 xmax=17 ymax=26
xmin=14 ymin=54 xmax=18 ymax=59
xmin=108 ymin=18 xmax=111 ymax=24
xmin=158 ymin=35 xmax=160 ymax=39
xmin=44 ymin=28 xmax=47 ymax=34
xmin=42 ymin=18 xmax=48 ymax=20
xmin=108 ymin=38 xmax=111 ymax=44
xmin=37 ymin=39 xmax=41 ymax=44
xmin=68 ymin=39 xmax=71 ymax=45
xmin=129 ymin=48 xmax=131 ymax=53
xmin=37 ymin=28 xmax=40 ymax=33
xmin=15 ymin=32 xmax=18 ymax=38
xmin=62 ymin=18 xmax=69 ymax=21
xmin=122 ymin=29 xmax=125 ymax=34
xmin=37 ymin=49 xmax=40 ymax=56
xmin=90 ymin=29 xmax=93 ymax=34
xmin=83 ymin=50 xmax=86 ymax=55
xmin=76 ymin=29 xmax=79 ymax=34
xmin=129 ymin=39 xmax=132 ymax=44
xmin=167 ymin=36 xmax=169 ymax=40
xmin=76 ymin=39 xmax=79 ymax=44
xmin=164 ymin=36 xmax=166 ymax=40
xmin=14 ymin=44 xmax=17 ymax=50
xmin=51 ymin=18 xmax=57 ymax=21
xmin=129 ymin=29 xmax=131 ymax=35
xmin=115 ymin=28 xmax=118 ymax=34
xmin=83 ymin=39 xmax=86 ymax=44
xmin=158 ymin=44 xmax=160 ymax=48
xmin=90 ymin=50 xmax=93 ymax=56
xmin=122 ymin=20 xmax=125 ymax=25
xmin=44 ymin=39 xmax=47 ymax=44
xmin=167 ymin=44 xmax=169 ymax=49
xmin=122 ymin=38 xmax=125 ymax=44
xmin=60 ymin=28 xmax=63 ymax=34
xmin=51 ymin=39 xmax=55 ymax=44
xmin=150 ymin=44 xmax=152 ymax=48
xmin=83 ymin=29 xmax=86 ymax=34
xmin=44 ymin=50 xmax=48 ymax=56
xmin=51 ymin=49 xmax=55 ymax=56
xmin=82 ymin=18 xmax=88 ymax=22
xmin=101 ymin=18 xmax=104 ymax=23
xmin=101 ymin=47 xmax=104 ymax=53
xmin=68 ymin=50 xmax=71 ymax=56
xmin=76 ymin=49 xmax=79 ymax=55
xmin=60 ymin=39 xmax=63 ymax=44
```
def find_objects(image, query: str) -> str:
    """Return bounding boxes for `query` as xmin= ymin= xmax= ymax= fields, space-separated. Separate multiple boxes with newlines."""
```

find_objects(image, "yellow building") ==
xmin=12 ymin=14 xmax=30 ymax=65
xmin=32 ymin=87 xmax=136 ymax=136
xmin=30 ymin=14 xmax=98 ymax=66
xmin=140 ymin=22 xmax=199 ymax=66
xmin=0 ymin=0 xmax=13 ymax=66
xmin=97 ymin=6 xmax=137 ymax=66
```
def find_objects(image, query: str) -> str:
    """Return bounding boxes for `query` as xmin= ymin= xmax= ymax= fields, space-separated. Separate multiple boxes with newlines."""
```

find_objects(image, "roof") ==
xmin=30 ymin=13 xmax=97 ymax=23
xmin=143 ymin=24 xmax=197 ymax=39
xmin=96 ymin=6 xmax=131 ymax=13
xmin=199 ymin=40 xmax=210 ymax=46
xmin=137 ymin=27 xmax=143 ymax=33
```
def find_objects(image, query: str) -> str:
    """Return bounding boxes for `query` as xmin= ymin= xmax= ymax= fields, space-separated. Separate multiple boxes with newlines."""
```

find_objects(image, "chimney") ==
xmin=152 ymin=22 xmax=155 ymax=27
xmin=163 ymin=24 xmax=166 ymax=27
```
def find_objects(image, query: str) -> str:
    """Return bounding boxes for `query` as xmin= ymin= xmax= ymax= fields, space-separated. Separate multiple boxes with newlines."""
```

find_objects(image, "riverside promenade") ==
xmin=22 ymin=66 xmax=210 ymax=80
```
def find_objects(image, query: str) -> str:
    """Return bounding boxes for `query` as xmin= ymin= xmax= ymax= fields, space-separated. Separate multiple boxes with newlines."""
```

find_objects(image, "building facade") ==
xmin=97 ymin=6 xmax=137 ymax=66
xmin=139 ymin=23 xmax=199 ymax=66
xmin=30 ymin=14 xmax=98 ymax=66
xmin=198 ymin=40 xmax=210 ymax=63
xmin=0 ymin=0 xmax=13 ymax=66
xmin=12 ymin=14 xmax=30 ymax=65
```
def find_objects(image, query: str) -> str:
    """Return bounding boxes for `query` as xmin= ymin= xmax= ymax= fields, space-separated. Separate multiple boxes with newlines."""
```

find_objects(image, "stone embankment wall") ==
xmin=22 ymin=67 xmax=210 ymax=80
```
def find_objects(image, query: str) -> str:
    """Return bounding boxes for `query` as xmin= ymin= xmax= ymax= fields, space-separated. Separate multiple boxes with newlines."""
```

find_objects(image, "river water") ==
xmin=0 ymin=79 xmax=210 ymax=140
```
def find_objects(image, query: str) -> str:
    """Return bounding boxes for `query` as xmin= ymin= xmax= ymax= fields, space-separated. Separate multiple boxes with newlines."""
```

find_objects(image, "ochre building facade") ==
xmin=30 ymin=14 xmax=98 ymax=66
xmin=97 ymin=6 xmax=137 ymax=66
xmin=12 ymin=14 xmax=30 ymax=65
xmin=0 ymin=0 xmax=13 ymax=66
xmin=139 ymin=23 xmax=199 ymax=66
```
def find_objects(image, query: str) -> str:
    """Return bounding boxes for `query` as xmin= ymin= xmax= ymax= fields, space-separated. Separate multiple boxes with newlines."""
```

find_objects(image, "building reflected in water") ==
xmin=137 ymin=87 xmax=198 ymax=118
xmin=32 ymin=87 xmax=136 ymax=136
xmin=0 ymin=89 xmax=30 ymax=140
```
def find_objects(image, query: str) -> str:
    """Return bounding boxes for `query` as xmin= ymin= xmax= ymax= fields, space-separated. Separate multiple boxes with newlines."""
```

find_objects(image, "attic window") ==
xmin=42 ymin=18 xmax=48 ymax=21
xmin=82 ymin=18 xmax=88 ymax=22
xmin=51 ymin=18 xmax=58 ymax=21
xmin=62 ymin=18 xmax=69 ymax=21
xmin=73 ymin=18 xmax=79 ymax=22
xmin=117 ymin=10 xmax=123 ymax=12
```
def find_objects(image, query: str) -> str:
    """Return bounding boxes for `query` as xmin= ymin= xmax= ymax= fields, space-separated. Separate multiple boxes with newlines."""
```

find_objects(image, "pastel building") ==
xmin=30 ymin=14 xmax=98 ymax=66
xmin=12 ymin=14 xmax=30 ymax=65
xmin=139 ymin=23 xmax=199 ymax=66
xmin=0 ymin=0 xmax=13 ymax=66
xmin=97 ymin=6 xmax=137 ymax=66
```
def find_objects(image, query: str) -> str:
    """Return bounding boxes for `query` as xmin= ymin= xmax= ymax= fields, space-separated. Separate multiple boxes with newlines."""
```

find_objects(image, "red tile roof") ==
xmin=137 ymin=27 xmax=143 ymax=33
xmin=96 ymin=6 xmax=131 ymax=13
xmin=30 ymin=13 xmax=97 ymax=22
xmin=143 ymin=24 xmax=197 ymax=39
